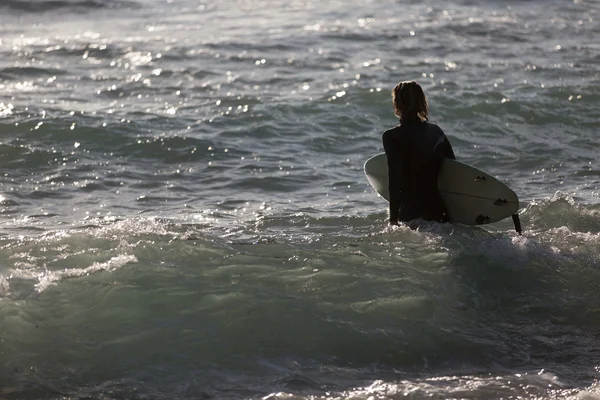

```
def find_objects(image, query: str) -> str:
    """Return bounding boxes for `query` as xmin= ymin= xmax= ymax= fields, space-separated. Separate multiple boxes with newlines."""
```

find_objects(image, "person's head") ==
xmin=392 ymin=81 xmax=429 ymax=122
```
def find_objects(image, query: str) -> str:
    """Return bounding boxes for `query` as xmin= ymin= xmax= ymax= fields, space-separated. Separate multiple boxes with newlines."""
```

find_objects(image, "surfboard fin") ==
xmin=512 ymin=214 xmax=522 ymax=235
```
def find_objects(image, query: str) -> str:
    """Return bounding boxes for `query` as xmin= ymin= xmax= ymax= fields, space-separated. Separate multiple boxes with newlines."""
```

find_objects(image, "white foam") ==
xmin=0 ymin=274 xmax=9 ymax=298
xmin=261 ymin=371 xmax=594 ymax=400
xmin=33 ymin=254 xmax=138 ymax=293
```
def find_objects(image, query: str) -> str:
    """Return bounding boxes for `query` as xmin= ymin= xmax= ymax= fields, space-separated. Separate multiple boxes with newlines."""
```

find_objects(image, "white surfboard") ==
xmin=364 ymin=153 xmax=519 ymax=226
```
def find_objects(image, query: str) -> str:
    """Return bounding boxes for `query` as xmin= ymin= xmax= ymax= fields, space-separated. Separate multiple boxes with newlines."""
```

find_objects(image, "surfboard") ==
xmin=364 ymin=153 xmax=519 ymax=226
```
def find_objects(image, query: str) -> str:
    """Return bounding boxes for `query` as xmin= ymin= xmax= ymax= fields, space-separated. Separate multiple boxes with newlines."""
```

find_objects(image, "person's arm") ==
xmin=431 ymin=132 xmax=454 ymax=222
xmin=440 ymin=132 xmax=456 ymax=160
xmin=382 ymin=132 xmax=401 ymax=225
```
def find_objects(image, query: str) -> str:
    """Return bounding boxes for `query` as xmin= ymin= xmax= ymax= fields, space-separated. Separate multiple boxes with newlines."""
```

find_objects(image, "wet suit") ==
xmin=382 ymin=119 xmax=455 ymax=225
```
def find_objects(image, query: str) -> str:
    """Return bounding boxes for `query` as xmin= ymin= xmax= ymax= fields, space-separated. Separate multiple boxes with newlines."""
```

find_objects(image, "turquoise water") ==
xmin=1 ymin=1 xmax=600 ymax=398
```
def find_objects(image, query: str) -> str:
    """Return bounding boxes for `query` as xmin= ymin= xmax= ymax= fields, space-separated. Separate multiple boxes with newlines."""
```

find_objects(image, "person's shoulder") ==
xmin=382 ymin=125 xmax=401 ymax=139
xmin=425 ymin=121 xmax=443 ymax=131
xmin=425 ymin=121 xmax=446 ymax=136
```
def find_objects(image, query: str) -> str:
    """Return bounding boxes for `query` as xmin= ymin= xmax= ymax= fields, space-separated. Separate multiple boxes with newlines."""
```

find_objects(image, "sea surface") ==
xmin=1 ymin=0 xmax=600 ymax=399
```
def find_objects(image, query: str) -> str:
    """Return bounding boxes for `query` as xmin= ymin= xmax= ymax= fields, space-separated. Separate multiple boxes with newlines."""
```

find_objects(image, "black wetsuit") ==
xmin=382 ymin=120 xmax=456 ymax=224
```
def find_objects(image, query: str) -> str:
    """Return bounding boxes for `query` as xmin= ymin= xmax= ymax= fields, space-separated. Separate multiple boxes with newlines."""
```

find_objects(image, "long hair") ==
xmin=392 ymin=81 xmax=429 ymax=122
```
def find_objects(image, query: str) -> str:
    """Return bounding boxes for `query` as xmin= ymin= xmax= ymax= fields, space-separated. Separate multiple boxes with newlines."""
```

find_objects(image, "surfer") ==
xmin=382 ymin=81 xmax=456 ymax=226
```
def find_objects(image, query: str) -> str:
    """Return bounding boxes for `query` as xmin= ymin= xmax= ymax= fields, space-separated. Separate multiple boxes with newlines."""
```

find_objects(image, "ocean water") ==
xmin=1 ymin=0 xmax=600 ymax=398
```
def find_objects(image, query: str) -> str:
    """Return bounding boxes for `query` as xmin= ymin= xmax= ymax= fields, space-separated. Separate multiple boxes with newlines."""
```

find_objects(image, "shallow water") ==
xmin=1 ymin=0 xmax=600 ymax=399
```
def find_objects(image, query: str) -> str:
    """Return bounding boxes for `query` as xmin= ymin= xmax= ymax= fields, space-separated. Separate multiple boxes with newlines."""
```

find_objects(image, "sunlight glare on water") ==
xmin=0 ymin=0 xmax=600 ymax=399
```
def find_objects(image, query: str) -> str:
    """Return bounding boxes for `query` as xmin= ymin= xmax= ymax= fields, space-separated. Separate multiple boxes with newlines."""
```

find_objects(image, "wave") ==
xmin=0 ymin=0 xmax=138 ymax=13
xmin=0 ymin=200 xmax=599 ymax=398
xmin=0 ymin=193 xmax=598 ymax=295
